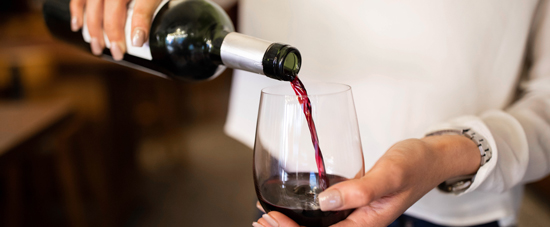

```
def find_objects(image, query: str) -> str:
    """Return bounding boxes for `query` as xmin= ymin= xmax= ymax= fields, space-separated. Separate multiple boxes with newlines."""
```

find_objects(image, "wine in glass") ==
xmin=254 ymin=81 xmax=365 ymax=227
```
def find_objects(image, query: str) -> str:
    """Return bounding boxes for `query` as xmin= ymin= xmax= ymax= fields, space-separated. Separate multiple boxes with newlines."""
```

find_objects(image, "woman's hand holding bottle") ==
xmin=69 ymin=0 xmax=162 ymax=60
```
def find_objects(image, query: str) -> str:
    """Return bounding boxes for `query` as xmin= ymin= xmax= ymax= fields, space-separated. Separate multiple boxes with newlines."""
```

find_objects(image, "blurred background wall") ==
xmin=0 ymin=0 xmax=258 ymax=226
xmin=0 ymin=0 xmax=549 ymax=227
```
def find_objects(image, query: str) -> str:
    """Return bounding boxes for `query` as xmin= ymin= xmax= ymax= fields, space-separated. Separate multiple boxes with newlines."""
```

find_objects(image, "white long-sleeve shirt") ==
xmin=224 ymin=0 xmax=550 ymax=225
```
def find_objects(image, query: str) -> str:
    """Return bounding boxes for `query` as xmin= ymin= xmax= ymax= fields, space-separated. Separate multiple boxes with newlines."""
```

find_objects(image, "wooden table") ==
xmin=0 ymin=98 xmax=72 ymax=154
xmin=0 ymin=98 xmax=87 ymax=227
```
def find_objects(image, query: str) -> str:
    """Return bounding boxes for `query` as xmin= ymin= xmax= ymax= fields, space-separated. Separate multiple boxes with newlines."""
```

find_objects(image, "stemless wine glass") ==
xmin=254 ymin=82 xmax=365 ymax=227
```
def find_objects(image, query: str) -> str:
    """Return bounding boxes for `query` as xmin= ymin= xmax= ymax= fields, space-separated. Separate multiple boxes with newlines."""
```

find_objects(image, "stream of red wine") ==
xmin=290 ymin=77 xmax=330 ymax=191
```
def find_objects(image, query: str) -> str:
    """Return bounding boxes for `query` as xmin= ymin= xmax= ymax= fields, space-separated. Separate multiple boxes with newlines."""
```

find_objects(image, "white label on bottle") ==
xmin=82 ymin=0 xmax=170 ymax=60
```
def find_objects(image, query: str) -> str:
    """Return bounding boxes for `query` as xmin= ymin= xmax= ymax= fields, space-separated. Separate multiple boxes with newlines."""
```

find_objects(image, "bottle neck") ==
xmin=219 ymin=32 xmax=301 ymax=81
xmin=220 ymin=32 xmax=272 ymax=76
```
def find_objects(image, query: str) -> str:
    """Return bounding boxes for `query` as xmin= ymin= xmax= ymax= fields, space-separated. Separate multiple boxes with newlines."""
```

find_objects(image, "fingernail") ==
xmin=71 ymin=16 xmax=79 ymax=31
xmin=110 ymin=42 xmax=125 ymax=61
xmin=132 ymin=28 xmax=146 ymax=47
xmin=262 ymin=214 xmax=279 ymax=227
xmin=91 ymin=38 xmax=103 ymax=55
xmin=252 ymin=222 xmax=265 ymax=227
xmin=319 ymin=189 xmax=343 ymax=211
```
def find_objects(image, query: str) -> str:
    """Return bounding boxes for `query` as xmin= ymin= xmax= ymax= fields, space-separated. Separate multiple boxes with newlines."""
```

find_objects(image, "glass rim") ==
xmin=261 ymin=82 xmax=351 ymax=97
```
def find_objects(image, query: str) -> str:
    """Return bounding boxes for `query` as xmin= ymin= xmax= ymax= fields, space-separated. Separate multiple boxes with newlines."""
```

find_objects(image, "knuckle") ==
xmin=69 ymin=0 xmax=84 ymax=14
xmin=132 ymin=11 xmax=149 ymax=22
xmin=86 ymin=23 xmax=104 ymax=38
xmin=86 ymin=24 xmax=101 ymax=35
xmin=133 ymin=5 xmax=152 ymax=15
xmin=102 ymin=21 xmax=116 ymax=33
xmin=86 ymin=17 xmax=102 ymax=30
xmin=132 ymin=17 xmax=151 ymax=32
xmin=132 ymin=11 xmax=153 ymax=27
xmin=133 ymin=0 xmax=159 ymax=17
xmin=103 ymin=19 xmax=123 ymax=30
xmin=359 ymin=190 xmax=374 ymax=205
xmin=103 ymin=21 xmax=124 ymax=35
xmin=104 ymin=29 xmax=125 ymax=44
xmin=347 ymin=180 xmax=374 ymax=205
xmin=104 ymin=28 xmax=123 ymax=41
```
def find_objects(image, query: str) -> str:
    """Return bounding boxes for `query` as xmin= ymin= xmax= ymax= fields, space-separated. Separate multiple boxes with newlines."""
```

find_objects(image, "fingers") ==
xmin=131 ymin=0 xmax=162 ymax=47
xmin=254 ymin=212 xmax=301 ymax=227
xmin=85 ymin=0 xmax=105 ymax=55
xmin=330 ymin=207 xmax=369 ymax=227
xmin=69 ymin=0 xmax=86 ymax=31
xmin=104 ymin=0 xmax=130 ymax=60
xmin=257 ymin=213 xmax=279 ymax=227
xmin=319 ymin=163 xmax=403 ymax=211
xmin=330 ymin=201 xmax=406 ymax=227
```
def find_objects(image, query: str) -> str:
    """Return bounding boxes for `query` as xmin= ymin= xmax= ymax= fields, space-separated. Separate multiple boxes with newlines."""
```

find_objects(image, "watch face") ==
xmin=438 ymin=174 xmax=475 ymax=193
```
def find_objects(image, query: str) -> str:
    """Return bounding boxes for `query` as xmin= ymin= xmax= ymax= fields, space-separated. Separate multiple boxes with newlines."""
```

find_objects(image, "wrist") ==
xmin=421 ymin=135 xmax=481 ymax=180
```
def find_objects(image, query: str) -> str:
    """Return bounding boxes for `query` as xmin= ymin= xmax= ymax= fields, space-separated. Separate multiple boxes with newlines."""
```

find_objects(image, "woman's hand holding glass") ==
xmin=254 ymin=126 xmax=481 ymax=227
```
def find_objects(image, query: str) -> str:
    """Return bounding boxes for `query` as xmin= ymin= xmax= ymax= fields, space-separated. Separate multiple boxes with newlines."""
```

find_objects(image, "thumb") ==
xmin=319 ymin=164 xmax=403 ymax=211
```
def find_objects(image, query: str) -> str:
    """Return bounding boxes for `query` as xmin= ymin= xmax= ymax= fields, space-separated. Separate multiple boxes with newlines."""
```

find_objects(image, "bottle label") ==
xmin=81 ymin=0 xmax=170 ymax=60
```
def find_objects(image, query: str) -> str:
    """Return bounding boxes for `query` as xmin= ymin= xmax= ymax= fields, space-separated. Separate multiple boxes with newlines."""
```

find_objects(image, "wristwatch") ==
xmin=425 ymin=128 xmax=492 ymax=193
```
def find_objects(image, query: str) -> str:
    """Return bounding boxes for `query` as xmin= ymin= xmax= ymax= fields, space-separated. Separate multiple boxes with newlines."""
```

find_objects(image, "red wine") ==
xmin=257 ymin=173 xmax=353 ymax=227
xmin=42 ymin=0 xmax=301 ymax=82
xmin=291 ymin=77 xmax=330 ymax=191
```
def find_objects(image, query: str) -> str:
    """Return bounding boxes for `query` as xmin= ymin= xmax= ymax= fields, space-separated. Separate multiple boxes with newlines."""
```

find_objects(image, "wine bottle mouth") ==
xmin=277 ymin=46 xmax=301 ymax=81
xmin=263 ymin=44 xmax=302 ymax=81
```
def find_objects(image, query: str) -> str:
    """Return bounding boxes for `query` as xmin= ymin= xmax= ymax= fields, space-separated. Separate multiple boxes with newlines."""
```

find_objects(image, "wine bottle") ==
xmin=42 ymin=0 xmax=301 ymax=81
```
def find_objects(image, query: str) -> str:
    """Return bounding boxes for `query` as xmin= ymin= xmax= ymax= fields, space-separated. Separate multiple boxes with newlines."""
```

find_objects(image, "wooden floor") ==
xmin=519 ymin=188 xmax=550 ymax=227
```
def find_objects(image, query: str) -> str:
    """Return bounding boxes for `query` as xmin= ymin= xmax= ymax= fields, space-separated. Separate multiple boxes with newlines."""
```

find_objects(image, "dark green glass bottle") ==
xmin=43 ymin=0 xmax=301 ymax=81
